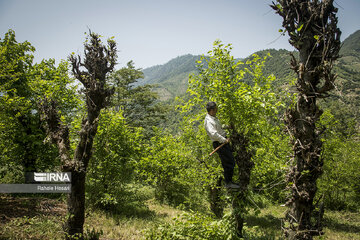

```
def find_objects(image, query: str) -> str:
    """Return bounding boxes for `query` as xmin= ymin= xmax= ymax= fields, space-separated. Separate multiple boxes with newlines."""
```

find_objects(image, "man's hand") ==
xmin=225 ymin=138 xmax=231 ymax=144
xmin=222 ymin=124 xmax=233 ymax=130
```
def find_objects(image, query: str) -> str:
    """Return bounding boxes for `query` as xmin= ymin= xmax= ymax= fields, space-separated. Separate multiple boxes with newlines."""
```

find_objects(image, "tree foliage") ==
xmin=137 ymin=127 xmax=207 ymax=209
xmin=318 ymin=110 xmax=360 ymax=210
xmin=0 ymin=29 xmax=39 ymax=177
xmin=183 ymin=40 xmax=285 ymax=236
xmin=87 ymin=109 xmax=144 ymax=211
xmin=0 ymin=30 xmax=78 ymax=182
xmin=108 ymin=61 xmax=168 ymax=138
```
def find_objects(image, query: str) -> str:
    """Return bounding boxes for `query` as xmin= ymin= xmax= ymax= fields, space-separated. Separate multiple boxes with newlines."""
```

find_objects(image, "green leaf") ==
xmin=297 ymin=24 xmax=304 ymax=32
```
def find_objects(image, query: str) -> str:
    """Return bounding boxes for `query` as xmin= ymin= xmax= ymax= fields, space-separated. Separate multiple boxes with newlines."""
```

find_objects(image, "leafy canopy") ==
xmin=184 ymin=40 xmax=283 ymax=146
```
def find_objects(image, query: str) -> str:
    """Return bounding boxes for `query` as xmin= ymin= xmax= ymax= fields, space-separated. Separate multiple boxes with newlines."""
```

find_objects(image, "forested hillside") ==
xmin=142 ymin=30 xmax=360 ymax=110
xmin=333 ymin=30 xmax=360 ymax=123
xmin=138 ymin=54 xmax=201 ymax=100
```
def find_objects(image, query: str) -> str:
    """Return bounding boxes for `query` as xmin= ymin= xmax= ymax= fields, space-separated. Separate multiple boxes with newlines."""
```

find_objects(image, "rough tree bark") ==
xmin=209 ymin=177 xmax=224 ymax=218
xmin=271 ymin=1 xmax=341 ymax=239
xmin=229 ymin=129 xmax=254 ymax=237
xmin=39 ymin=31 xmax=116 ymax=239
xmin=17 ymin=115 xmax=38 ymax=181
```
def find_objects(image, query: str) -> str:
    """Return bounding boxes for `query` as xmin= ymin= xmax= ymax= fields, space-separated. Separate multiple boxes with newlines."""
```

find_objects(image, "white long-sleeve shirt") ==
xmin=204 ymin=113 xmax=227 ymax=143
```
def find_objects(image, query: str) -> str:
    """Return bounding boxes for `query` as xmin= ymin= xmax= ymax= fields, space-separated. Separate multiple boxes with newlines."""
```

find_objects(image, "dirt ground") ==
xmin=0 ymin=195 xmax=67 ymax=224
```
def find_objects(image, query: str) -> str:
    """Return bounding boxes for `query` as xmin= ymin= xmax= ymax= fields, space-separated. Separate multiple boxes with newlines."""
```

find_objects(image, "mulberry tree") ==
xmin=271 ymin=0 xmax=341 ymax=239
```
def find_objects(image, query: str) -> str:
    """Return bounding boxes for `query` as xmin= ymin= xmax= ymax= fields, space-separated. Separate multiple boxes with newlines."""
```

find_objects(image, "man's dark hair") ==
xmin=206 ymin=101 xmax=217 ymax=112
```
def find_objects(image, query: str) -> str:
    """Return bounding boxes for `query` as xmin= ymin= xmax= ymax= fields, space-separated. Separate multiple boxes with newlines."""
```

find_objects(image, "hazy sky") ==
xmin=1 ymin=0 xmax=359 ymax=69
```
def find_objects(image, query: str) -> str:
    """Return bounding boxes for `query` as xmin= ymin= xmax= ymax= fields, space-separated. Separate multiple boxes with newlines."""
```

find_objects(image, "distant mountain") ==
xmin=140 ymin=50 xmax=294 ymax=100
xmin=138 ymin=54 xmax=201 ymax=100
xmin=141 ymin=30 xmax=360 ymax=107
xmin=244 ymin=48 xmax=296 ymax=88
xmin=340 ymin=30 xmax=360 ymax=56
xmin=332 ymin=30 xmax=360 ymax=123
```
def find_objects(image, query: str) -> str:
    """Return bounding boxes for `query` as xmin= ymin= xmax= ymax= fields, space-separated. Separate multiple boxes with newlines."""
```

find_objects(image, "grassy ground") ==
xmin=0 ymin=195 xmax=67 ymax=240
xmin=0 ymin=196 xmax=359 ymax=239
xmin=244 ymin=205 xmax=360 ymax=240
xmin=84 ymin=199 xmax=183 ymax=240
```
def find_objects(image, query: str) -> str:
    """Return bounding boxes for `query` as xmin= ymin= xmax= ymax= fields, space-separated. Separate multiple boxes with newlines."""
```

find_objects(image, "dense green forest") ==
xmin=1 ymin=20 xmax=360 ymax=240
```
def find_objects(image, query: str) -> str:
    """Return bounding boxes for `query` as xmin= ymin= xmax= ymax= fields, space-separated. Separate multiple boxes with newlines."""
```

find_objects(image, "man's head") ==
xmin=206 ymin=101 xmax=217 ymax=116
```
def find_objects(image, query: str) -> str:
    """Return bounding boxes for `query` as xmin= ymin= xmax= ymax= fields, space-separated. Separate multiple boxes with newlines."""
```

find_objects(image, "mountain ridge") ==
xmin=140 ymin=30 xmax=360 ymax=103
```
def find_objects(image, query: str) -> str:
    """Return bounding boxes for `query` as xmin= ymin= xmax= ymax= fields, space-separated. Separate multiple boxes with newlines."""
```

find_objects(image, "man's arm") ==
xmin=205 ymin=120 xmax=227 ymax=143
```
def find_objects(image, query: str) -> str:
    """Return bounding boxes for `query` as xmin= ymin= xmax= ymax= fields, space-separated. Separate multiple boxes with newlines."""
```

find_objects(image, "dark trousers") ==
xmin=213 ymin=141 xmax=235 ymax=184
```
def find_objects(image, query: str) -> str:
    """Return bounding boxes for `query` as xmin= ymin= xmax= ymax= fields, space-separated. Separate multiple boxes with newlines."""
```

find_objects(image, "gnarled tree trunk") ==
xmin=271 ymin=1 xmax=341 ymax=239
xmin=40 ymin=31 xmax=116 ymax=239
xmin=209 ymin=177 xmax=224 ymax=218
xmin=230 ymin=129 xmax=254 ymax=237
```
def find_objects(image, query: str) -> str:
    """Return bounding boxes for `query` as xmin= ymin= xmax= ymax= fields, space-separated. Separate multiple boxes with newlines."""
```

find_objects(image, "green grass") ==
xmin=83 ymin=199 xmax=183 ymax=240
xmin=0 ymin=196 xmax=359 ymax=239
xmin=0 ymin=196 xmax=183 ymax=240
xmin=319 ymin=210 xmax=360 ymax=239
xmin=244 ymin=205 xmax=285 ymax=239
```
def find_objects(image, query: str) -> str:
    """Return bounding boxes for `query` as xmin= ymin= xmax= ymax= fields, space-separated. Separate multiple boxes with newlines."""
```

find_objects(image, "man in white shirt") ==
xmin=204 ymin=102 xmax=240 ymax=189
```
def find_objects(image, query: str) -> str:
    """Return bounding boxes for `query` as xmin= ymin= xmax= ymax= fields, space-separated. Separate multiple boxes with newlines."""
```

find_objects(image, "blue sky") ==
xmin=1 ymin=0 xmax=359 ymax=69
